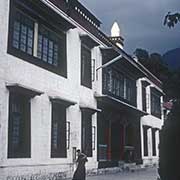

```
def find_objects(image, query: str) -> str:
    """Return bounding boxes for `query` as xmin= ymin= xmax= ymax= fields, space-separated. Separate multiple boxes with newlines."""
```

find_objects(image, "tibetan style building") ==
xmin=0 ymin=0 xmax=164 ymax=179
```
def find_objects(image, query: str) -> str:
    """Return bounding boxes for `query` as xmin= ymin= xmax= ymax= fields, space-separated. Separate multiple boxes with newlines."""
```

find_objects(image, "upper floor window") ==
xmin=151 ymin=91 xmax=161 ymax=118
xmin=103 ymin=68 xmax=136 ymax=106
xmin=125 ymin=77 xmax=136 ymax=103
xmin=8 ymin=0 xmax=68 ymax=77
xmin=12 ymin=10 xmax=34 ymax=55
xmin=37 ymin=25 xmax=60 ymax=67
xmin=81 ymin=44 xmax=92 ymax=89
xmin=142 ymin=85 xmax=147 ymax=112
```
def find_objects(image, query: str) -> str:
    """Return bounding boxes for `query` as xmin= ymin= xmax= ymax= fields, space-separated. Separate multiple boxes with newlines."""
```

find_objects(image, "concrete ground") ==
xmin=87 ymin=167 xmax=158 ymax=180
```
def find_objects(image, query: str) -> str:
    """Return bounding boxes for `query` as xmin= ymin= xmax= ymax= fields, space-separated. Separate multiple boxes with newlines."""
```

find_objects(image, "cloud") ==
xmin=79 ymin=0 xmax=180 ymax=54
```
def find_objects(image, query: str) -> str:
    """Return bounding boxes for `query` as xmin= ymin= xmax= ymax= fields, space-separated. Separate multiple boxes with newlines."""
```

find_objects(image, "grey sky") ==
xmin=79 ymin=0 xmax=180 ymax=55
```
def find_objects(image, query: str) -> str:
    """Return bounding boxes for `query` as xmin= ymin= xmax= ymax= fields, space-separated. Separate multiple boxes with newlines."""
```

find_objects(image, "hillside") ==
xmin=163 ymin=48 xmax=180 ymax=70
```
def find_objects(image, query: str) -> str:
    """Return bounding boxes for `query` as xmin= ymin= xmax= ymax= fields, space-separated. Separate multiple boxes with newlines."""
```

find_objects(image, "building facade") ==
xmin=0 ymin=0 xmax=163 ymax=179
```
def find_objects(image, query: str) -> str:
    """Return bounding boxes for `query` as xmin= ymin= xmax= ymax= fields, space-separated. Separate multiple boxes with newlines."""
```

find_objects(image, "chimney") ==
xmin=109 ymin=22 xmax=124 ymax=49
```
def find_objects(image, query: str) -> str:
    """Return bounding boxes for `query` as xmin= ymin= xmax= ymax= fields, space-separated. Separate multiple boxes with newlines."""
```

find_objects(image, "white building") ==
xmin=0 ymin=0 xmax=163 ymax=179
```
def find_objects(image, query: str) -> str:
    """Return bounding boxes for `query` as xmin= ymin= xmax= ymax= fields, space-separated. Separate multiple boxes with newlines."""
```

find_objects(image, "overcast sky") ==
xmin=79 ymin=0 xmax=180 ymax=55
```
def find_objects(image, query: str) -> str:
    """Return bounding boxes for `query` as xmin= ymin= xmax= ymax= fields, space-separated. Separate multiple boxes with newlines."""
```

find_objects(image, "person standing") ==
xmin=72 ymin=149 xmax=88 ymax=180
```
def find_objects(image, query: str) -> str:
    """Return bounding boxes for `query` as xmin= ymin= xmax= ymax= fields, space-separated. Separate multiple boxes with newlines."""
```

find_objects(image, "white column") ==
xmin=156 ymin=130 xmax=160 ymax=157
xmin=33 ymin=22 xmax=38 ymax=57
xmin=147 ymin=128 xmax=152 ymax=158
xmin=136 ymin=79 xmax=143 ymax=110
xmin=160 ymin=96 xmax=164 ymax=123
xmin=146 ymin=86 xmax=151 ymax=114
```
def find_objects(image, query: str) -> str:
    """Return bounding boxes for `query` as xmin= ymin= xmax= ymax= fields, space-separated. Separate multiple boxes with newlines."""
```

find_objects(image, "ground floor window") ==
xmin=8 ymin=92 xmax=31 ymax=158
xmin=81 ymin=111 xmax=93 ymax=157
xmin=152 ymin=128 xmax=157 ymax=156
xmin=51 ymin=103 xmax=67 ymax=158
xmin=143 ymin=126 xmax=149 ymax=157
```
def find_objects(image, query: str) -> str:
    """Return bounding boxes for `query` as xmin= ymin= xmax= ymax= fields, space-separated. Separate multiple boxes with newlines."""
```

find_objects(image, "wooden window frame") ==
xmin=152 ymin=128 xmax=157 ymax=156
xmin=142 ymin=85 xmax=147 ymax=112
xmin=81 ymin=44 xmax=92 ymax=89
xmin=8 ymin=92 xmax=31 ymax=158
xmin=81 ymin=111 xmax=93 ymax=157
xmin=151 ymin=91 xmax=161 ymax=118
xmin=143 ymin=126 xmax=149 ymax=157
xmin=103 ymin=68 xmax=136 ymax=106
xmin=51 ymin=102 xmax=67 ymax=158
xmin=8 ymin=0 xmax=67 ymax=77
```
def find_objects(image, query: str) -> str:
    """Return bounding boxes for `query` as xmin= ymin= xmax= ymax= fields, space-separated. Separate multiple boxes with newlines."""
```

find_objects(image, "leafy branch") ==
xmin=164 ymin=12 xmax=180 ymax=28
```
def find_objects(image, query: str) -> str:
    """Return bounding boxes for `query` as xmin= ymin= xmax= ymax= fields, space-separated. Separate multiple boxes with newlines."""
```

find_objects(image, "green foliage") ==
xmin=164 ymin=12 xmax=180 ymax=28
xmin=134 ymin=48 xmax=180 ymax=101
xmin=134 ymin=48 xmax=149 ymax=60
xmin=163 ymin=69 xmax=180 ymax=100
xmin=134 ymin=49 xmax=170 ymax=81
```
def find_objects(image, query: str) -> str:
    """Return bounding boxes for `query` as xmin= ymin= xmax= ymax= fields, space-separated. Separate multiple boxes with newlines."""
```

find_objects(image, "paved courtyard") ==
xmin=87 ymin=167 xmax=158 ymax=180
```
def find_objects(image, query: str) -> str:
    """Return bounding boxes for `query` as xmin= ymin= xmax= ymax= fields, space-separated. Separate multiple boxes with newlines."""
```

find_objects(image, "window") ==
xmin=8 ymin=93 xmax=31 ymax=158
xmin=151 ymin=92 xmax=161 ymax=118
xmin=8 ymin=1 xmax=67 ymax=77
xmin=81 ymin=111 xmax=92 ymax=157
xmin=152 ymin=129 xmax=156 ymax=156
xmin=103 ymin=68 xmax=136 ymax=106
xmin=119 ymin=74 xmax=124 ymax=98
xmin=51 ymin=103 xmax=67 ymax=158
xmin=12 ymin=10 xmax=34 ymax=55
xmin=143 ymin=126 xmax=148 ymax=157
xmin=126 ymin=78 xmax=136 ymax=104
xmin=142 ymin=85 xmax=147 ymax=112
xmin=81 ymin=44 xmax=92 ymax=89
xmin=37 ymin=25 xmax=60 ymax=67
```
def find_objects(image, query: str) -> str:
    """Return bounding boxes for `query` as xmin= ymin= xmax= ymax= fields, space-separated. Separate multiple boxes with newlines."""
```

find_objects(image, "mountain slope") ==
xmin=163 ymin=48 xmax=180 ymax=69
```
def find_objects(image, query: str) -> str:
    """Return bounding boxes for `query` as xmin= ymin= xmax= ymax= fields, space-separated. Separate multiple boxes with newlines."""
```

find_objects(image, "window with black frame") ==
xmin=81 ymin=44 xmax=92 ymax=89
xmin=51 ymin=102 xmax=67 ymax=158
xmin=81 ymin=111 xmax=93 ymax=157
xmin=142 ymin=85 xmax=147 ymax=112
xmin=126 ymin=78 xmax=135 ymax=103
xmin=151 ymin=92 xmax=161 ymax=118
xmin=37 ymin=25 xmax=60 ymax=67
xmin=103 ymin=68 xmax=136 ymax=106
xmin=8 ymin=93 xmax=31 ymax=158
xmin=152 ymin=128 xmax=156 ymax=156
xmin=143 ymin=126 xmax=148 ymax=157
xmin=8 ymin=1 xmax=67 ymax=77
xmin=12 ymin=9 xmax=34 ymax=55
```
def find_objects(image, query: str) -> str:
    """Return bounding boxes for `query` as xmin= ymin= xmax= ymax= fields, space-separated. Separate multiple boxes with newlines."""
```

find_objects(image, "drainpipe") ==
xmin=96 ymin=54 xmax=123 ymax=80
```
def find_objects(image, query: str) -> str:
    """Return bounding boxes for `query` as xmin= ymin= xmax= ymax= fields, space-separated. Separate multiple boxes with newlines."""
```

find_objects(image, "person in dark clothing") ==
xmin=72 ymin=149 xmax=88 ymax=180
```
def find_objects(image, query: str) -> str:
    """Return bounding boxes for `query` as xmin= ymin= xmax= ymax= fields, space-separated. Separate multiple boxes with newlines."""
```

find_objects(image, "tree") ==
xmin=134 ymin=48 xmax=149 ymax=61
xmin=134 ymin=49 xmax=170 ymax=85
xmin=164 ymin=12 xmax=180 ymax=28
xmin=159 ymin=14 xmax=180 ymax=179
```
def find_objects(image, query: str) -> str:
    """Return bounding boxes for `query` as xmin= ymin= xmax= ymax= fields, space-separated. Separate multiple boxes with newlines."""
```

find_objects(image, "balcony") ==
xmin=102 ymin=68 xmax=137 ymax=107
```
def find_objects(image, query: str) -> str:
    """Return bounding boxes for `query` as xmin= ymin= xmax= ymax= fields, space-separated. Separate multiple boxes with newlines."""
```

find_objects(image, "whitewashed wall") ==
xmin=0 ymin=0 xmax=104 ymax=179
